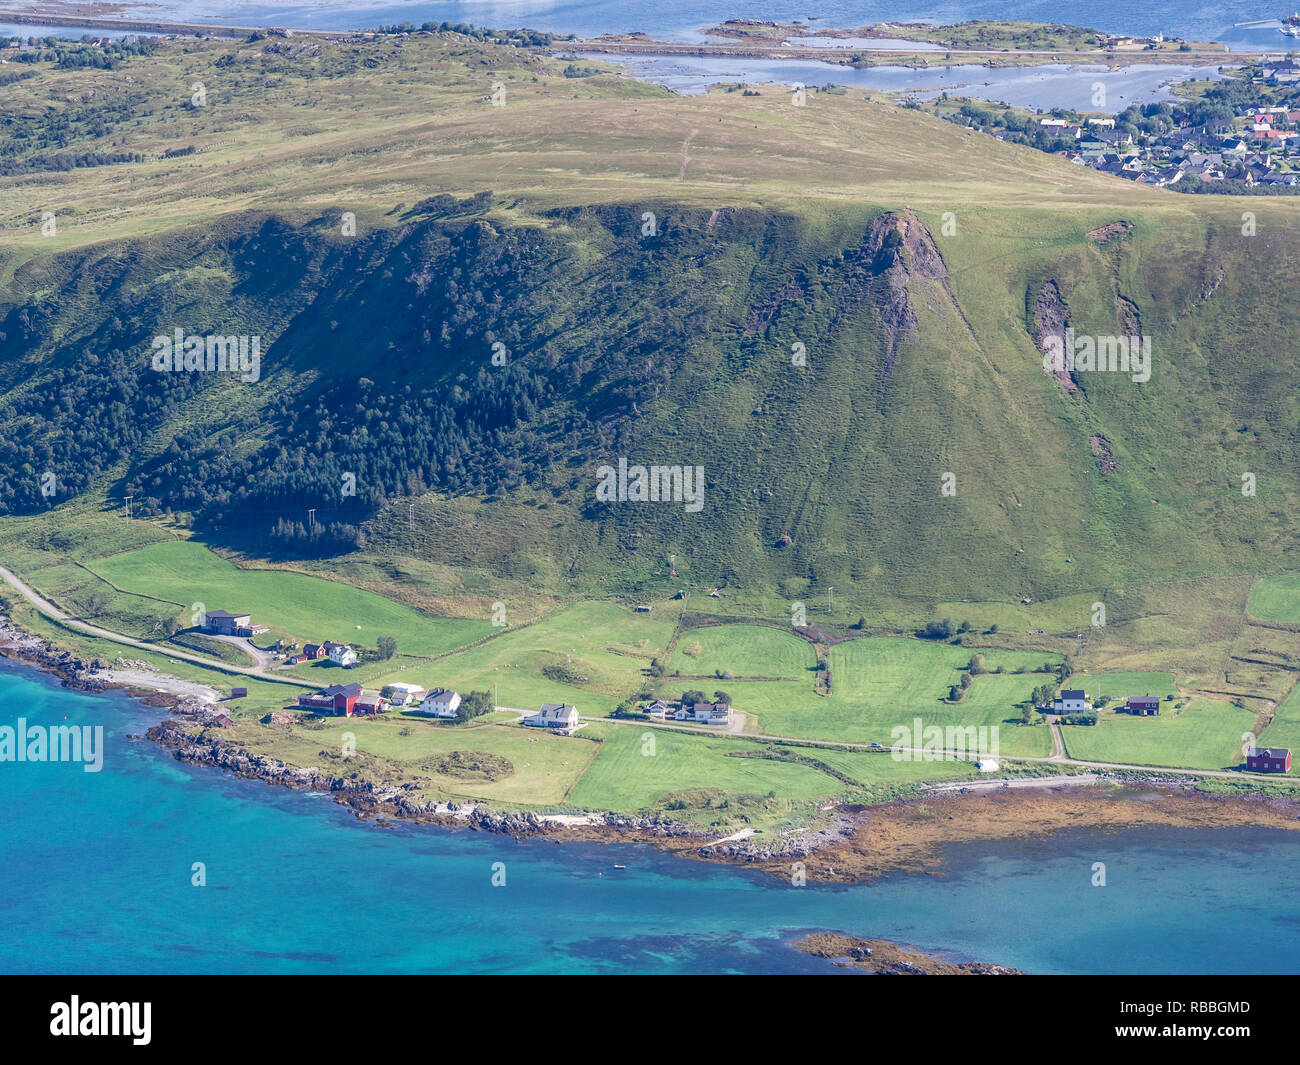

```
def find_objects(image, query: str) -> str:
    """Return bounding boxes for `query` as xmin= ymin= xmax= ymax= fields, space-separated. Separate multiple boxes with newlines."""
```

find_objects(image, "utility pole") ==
xmin=828 ymin=586 xmax=835 ymax=613
xmin=307 ymin=508 xmax=316 ymax=531
xmin=125 ymin=495 xmax=133 ymax=519
xmin=409 ymin=503 xmax=415 ymax=530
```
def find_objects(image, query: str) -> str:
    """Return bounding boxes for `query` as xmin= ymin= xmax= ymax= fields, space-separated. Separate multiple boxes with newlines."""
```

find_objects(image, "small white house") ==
xmin=645 ymin=700 xmax=671 ymax=719
xmin=383 ymin=682 xmax=426 ymax=707
xmin=326 ymin=642 xmax=357 ymax=667
xmin=418 ymin=689 xmax=462 ymax=718
xmin=527 ymin=703 xmax=579 ymax=731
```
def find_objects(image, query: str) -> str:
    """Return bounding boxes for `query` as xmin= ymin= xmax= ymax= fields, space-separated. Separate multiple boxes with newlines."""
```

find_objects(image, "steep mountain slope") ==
xmin=1 ymin=31 xmax=1298 ymax=608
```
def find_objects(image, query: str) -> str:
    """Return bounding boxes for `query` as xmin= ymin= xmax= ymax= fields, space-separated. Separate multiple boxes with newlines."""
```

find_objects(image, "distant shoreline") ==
xmin=0 ymin=9 xmax=333 ymax=37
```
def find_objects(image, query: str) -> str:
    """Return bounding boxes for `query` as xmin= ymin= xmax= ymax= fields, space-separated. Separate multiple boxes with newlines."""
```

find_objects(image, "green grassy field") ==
xmin=1259 ymin=680 xmax=1300 ymax=756
xmin=238 ymin=715 xmax=599 ymax=806
xmin=1248 ymin=574 xmax=1300 ymax=622
xmin=1062 ymin=697 xmax=1256 ymax=769
xmin=91 ymin=541 xmax=491 ymax=655
xmin=670 ymin=622 xmax=816 ymax=678
xmin=567 ymin=725 xmax=846 ymax=811
xmin=1069 ymin=672 xmax=1178 ymax=704
xmin=715 ymin=636 xmax=1059 ymax=756
xmin=362 ymin=601 xmax=678 ymax=714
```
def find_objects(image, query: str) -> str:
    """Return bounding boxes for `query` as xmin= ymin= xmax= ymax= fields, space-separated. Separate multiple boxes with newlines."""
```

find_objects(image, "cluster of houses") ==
xmin=200 ymin=610 xmax=358 ymax=667
xmin=1093 ymin=32 xmax=1185 ymax=51
xmin=1025 ymin=94 xmax=1300 ymax=189
xmin=295 ymin=682 xmax=459 ymax=718
xmin=644 ymin=699 xmax=733 ymax=726
xmin=291 ymin=681 xmax=582 ymax=734
xmin=1048 ymin=689 xmax=1293 ymax=774
xmin=1050 ymin=690 xmax=1163 ymax=715
xmin=284 ymin=640 xmax=357 ymax=667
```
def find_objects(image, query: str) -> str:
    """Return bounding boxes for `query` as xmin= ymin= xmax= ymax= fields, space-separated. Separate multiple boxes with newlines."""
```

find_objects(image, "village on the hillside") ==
xmin=948 ymin=58 xmax=1300 ymax=190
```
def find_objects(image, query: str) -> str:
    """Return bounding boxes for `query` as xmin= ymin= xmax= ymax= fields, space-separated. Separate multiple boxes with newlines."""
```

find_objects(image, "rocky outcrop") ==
xmin=1031 ymin=279 xmax=1077 ymax=393
xmin=796 ymin=932 xmax=1022 ymax=975
xmin=698 ymin=809 xmax=858 ymax=861
xmin=857 ymin=209 xmax=949 ymax=385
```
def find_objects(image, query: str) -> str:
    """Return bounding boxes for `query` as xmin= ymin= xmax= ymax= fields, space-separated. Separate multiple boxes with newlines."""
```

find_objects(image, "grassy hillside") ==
xmin=1 ymin=30 xmax=1298 ymax=638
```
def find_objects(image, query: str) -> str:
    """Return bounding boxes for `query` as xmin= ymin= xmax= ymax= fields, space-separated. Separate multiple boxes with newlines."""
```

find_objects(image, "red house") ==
xmin=302 ymin=643 xmax=327 ymax=659
xmin=1246 ymin=747 xmax=1291 ymax=773
xmin=297 ymin=682 xmax=362 ymax=716
xmin=1126 ymin=696 xmax=1161 ymax=716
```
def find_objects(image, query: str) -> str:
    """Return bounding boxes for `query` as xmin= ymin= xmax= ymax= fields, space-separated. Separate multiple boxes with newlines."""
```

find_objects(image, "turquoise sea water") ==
xmin=2 ymin=658 xmax=1299 ymax=974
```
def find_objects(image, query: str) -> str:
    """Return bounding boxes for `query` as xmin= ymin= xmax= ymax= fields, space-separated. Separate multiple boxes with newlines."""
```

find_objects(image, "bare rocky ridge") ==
xmin=851 ymin=209 xmax=951 ymax=388
xmin=1086 ymin=220 xmax=1133 ymax=244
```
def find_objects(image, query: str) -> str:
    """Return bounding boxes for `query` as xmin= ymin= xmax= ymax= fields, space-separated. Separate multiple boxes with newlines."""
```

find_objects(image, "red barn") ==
xmin=297 ymin=682 xmax=362 ymax=715
xmin=1246 ymin=747 xmax=1291 ymax=773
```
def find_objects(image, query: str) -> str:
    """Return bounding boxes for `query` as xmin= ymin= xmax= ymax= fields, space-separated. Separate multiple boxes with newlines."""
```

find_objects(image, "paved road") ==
xmin=1048 ymin=718 xmax=1066 ymax=761
xmin=0 ymin=565 xmax=314 ymax=689
xmin=202 ymin=631 xmax=279 ymax=671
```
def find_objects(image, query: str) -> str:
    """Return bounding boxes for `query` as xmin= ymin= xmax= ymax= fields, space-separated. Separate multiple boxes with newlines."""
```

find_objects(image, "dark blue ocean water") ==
xmin=2 ymin=657 xmax=1299 ymax=974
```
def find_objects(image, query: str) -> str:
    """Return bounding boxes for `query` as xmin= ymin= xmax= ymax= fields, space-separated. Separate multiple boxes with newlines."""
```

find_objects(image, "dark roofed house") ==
xmin=202 ymin=610 xmax=252 ymax=637
xmin=1246 ymin=747 xmax=1291 ymax=773
xmin=1052 ymin=690 xmax=1090 ymax=714
xmin=1126 ymin=696 xmax=1160 ymax=716
xmin=302 ymin=643 xmax=327 ymax=659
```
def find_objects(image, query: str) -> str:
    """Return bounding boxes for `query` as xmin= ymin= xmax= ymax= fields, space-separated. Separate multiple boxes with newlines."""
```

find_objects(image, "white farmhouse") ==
xmin=526 ymin=703 xmax=579 ymax=731
xmin=418 ymin=689 xmax=462 ymax=718
xmin=325 ymin=641 xmax=357 ymax=667
xmin=1052 ymin=689 xmax=1091 ymax=714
